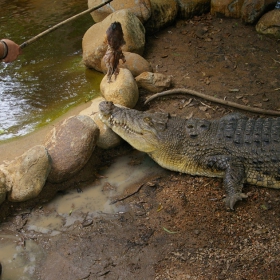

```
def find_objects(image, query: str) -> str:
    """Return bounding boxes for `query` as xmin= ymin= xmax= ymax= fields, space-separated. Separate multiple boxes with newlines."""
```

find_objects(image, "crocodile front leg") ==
xmin=205 ymin=155 xmax=247 ymax=210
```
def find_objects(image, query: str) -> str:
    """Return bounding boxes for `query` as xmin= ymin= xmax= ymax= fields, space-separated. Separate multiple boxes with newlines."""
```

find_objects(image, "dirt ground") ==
xmin=1 ymin=14 xmax=280 ymax=279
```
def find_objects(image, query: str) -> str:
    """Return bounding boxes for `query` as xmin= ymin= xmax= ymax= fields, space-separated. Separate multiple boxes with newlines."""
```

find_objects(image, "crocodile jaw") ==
xmin=99 ymin=101 xmax=159 ymax=153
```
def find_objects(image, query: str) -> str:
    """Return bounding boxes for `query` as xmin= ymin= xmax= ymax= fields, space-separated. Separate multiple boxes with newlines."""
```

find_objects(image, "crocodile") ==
xmin=99 ymin=101 xmax=280 ymax=209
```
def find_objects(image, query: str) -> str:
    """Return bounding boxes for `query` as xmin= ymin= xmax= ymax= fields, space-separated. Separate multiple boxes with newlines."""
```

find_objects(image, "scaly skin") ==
xmin=99 ymin=101 xmax=280 ymax=209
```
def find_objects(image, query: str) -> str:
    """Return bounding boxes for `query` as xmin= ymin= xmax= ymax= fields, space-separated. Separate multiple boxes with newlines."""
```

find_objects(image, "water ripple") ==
xmin=0 ymin=0 xmax=103 ymax=141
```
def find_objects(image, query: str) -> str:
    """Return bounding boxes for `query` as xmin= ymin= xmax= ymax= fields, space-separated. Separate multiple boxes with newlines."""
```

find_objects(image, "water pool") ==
xmin=0 ymin=0 xmax=103 ymax=141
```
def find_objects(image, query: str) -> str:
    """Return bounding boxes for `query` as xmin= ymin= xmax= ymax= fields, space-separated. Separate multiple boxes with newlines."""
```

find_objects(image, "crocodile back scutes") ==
xmin=215 ymin=114 xmax=280 ymax=148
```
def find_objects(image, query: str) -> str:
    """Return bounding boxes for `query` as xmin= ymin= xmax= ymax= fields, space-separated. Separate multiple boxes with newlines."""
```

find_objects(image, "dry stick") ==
xmin=20 ymin=0 xmax=113 ymax=49
xmin=110 ymin=183 xmax=145 ymax=205
xmin=145 ymin=88 xmax=280 ymax=116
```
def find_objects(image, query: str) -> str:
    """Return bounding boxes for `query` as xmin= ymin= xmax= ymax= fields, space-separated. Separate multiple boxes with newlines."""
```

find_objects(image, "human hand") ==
xmin=1 ymin=39 xmax=22 ymax=63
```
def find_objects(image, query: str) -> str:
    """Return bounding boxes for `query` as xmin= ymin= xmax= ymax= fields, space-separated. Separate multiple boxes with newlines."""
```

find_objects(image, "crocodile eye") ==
xmin=187 ymin=124 xmax=194 ymax=129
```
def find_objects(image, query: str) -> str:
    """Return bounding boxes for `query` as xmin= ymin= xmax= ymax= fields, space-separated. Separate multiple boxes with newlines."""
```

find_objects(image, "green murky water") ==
xmin=0 ymin=0 xmax=103 ymax=141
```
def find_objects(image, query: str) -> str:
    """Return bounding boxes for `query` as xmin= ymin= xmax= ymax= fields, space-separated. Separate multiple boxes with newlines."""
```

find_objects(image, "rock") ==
xmin=101 ymin=51 xmax=153 ymax=77
xmin=1 ymin=145 xmax=51 ymax=202
xmin=256 ymin=9 xmax=280 ymax=38
xmin=211 ymin=0 xmax=245 ymax=18
xmin=79 ymin=97 xmax=106 ymax=117
xmin=0 ymin=170 xmax=6 ymax=205
xmin=144 ymin=0 xmax=179 ymax=34
xmin=241 ymin=0 xmax=276 ymax=24
xmin=79 ymin=97 xmax=122 ymax=148
xmin=100 ymin=68 xmax=139 ymax=107
xmin=93 ymin=113 xmax=122 ymax=149
xmin=88 ymin=0 xmax=152 ymax=23
xmin=135 ymin=72 xmax=172 ymax=92
xmin=177 ymin=0 xmax=211 ymax=19
xmin=45 ymin=115 xmax=99 ymax=183
xmin=83 ymin=10 xmax=145 ymax=71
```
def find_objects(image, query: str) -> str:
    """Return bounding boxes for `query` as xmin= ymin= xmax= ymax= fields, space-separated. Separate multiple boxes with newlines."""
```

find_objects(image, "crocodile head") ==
xmin=99 ymin=101 xmax=169 ymax=153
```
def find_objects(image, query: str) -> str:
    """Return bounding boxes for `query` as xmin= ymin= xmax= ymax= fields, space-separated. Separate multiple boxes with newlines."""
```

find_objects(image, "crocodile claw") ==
xmin=224 ymin=193 xmax=248 ymax=210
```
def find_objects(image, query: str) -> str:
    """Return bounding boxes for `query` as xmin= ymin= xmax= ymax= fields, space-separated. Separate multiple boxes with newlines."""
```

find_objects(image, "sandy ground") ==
xmin=1 ymin=14 xmax=280 ymax=279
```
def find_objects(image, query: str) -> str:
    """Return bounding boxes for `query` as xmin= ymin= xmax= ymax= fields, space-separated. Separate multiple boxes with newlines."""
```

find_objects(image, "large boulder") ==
xmin=93 ymin=113 xmax=122 ymax=149
xmin=100 ymin=68 xmax=139 ymax=108
xmin=256 ymin=9 xmax=280 ymax=38
xmin=101 ymin=51 xmax=153 ymax=77
xmin=0 ymin=169 xmax=6 ymax=205
xmin=83 ymin=10 xmax=145 ymax=72
xmin=79 ymin=98 xmax=122 ymax=149
xmin=79 ymin=97 xmax=106 ymax=117
xmin=88 ymin=0 xmax=152 ymax=23
xmin=241 ymin=0 xmax=276 ymax=24
xmin=2 ymin=145 xmax=51 ymax=202
xmin=211 ymin=0 xmax=276 ymax=20
xmin=45 ymin=115 xmax=99 ymax=183
xmin=144 ymin=0 xmax=179 ymax=34
xmin=177 ymin=0 xmax=211 ymax=19
xmin=211 ymin=0 xmax=245 ymax=18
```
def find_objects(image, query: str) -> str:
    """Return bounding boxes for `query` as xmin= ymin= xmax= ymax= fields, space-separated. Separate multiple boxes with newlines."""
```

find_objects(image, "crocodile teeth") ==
xmin=108 ymin=116 xmax=141 ymax=135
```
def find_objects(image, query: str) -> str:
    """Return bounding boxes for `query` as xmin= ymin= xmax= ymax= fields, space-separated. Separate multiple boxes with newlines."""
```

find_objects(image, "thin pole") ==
xmin=20 ymin=0 xmax=113 ymax=49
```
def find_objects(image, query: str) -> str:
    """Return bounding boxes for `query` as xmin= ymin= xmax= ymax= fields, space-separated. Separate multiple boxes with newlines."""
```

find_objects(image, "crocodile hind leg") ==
xmin=205 ymin=155 xmax=247 ymax=210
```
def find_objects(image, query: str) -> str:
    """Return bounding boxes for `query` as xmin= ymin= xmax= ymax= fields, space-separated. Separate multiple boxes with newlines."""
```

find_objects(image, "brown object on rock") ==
xmin=101 ymin=51 xmax=153 ymax=77
xmin=103 ymin=22 xmax=126 ymax=83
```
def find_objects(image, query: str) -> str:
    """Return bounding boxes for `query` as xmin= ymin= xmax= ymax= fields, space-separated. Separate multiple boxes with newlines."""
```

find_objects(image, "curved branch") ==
xmin=145 ymin=88 xmax=280 ymax=116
